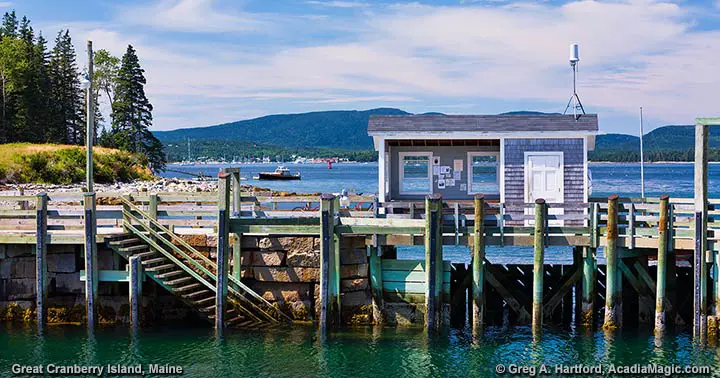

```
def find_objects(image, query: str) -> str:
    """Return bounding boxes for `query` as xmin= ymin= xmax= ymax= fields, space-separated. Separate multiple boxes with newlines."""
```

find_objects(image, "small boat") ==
xmin=254 ymin=166 xmax=301 ymax=180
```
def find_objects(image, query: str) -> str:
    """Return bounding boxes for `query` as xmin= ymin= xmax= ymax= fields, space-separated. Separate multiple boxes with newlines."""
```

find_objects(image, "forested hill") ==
xmin=154 ymin=108 xmax=409 ymax=150
xmin=154 ymin=109 xmax=718 ymax=162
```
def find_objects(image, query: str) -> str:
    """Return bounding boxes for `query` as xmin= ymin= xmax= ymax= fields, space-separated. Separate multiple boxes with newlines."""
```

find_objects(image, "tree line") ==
xmin=0 ymin=11 xmax=165 ymax=171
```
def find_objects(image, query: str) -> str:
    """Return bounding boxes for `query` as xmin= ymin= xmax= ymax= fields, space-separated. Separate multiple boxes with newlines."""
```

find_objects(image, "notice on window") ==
xmin=454 ymin=159 xmax=463 ymax=171
xmin=453 ymin=171 xmax=461 ymax=180
xmin=433 ymin=166 xmax=442 ymax=176
xmin=446 ymin=179 xmax=455 ymax=187
xmin=437 ymin=179 xmax=446 ymax=189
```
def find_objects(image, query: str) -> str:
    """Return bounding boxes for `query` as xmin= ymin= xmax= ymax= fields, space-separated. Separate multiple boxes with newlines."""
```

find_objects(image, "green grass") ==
xmin=0 ymin=143 xmax=154 ymax=184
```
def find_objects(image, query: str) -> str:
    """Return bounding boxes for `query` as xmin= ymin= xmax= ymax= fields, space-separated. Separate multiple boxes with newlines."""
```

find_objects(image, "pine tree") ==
xmin=1 ymin=11 xmax=17 ymax=38
xmin=108 ymin=45 xmax=165 ymax=171
xmin=34 ymin=32 xmax=54 ymax=142
xmin=49 ymin=30 xmax=83 ymax=144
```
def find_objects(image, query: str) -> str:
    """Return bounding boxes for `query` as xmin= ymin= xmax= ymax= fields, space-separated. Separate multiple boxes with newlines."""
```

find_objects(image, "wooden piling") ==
xmin=215 ymin=172 xmax=231 ymax=335
xmin=472 ymin=194 xmax=485 ymax=334
xmin=369 ymin=246 xmax=384 ymax=323
xmin=230 ymin=168 xmax=242 ymax=281
xmin=604 ymin=194 xmax=621 ymax=329
xmin=655 ymin=195 xmax=669 ymax=335
xmin=425 ymin=194 xmax=443 ymax=330
xmin=83 ymin=193 xmax=98 ymax=330
xmin=694 ymin=122 xmax=709 ymax=340
xmin=35 ymin=193 xmax=48 ymax=334
xmin=129 ymin=255 xmax=142 ymax=331
xmin=532 ymin=199 xmax=546 ymax=336
xmin=582 ymin=203 xmax=599 ymax=326
xmin=319 ymin=194 xmax=339 ymax=328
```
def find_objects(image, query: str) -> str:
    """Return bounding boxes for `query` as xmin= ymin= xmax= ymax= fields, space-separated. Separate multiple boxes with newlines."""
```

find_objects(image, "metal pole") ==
xmin=86 ymin=40 xmax=94 ymax=192
xmin=639 ymin=107 xmax=645 ymax=199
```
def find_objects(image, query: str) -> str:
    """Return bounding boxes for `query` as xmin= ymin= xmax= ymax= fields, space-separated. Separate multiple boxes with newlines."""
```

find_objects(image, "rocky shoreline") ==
xmin=0 ymin=178 xmax=315 ymax=197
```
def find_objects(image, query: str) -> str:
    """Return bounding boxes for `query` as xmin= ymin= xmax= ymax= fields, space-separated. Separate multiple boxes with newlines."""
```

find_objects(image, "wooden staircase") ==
xmin=107 ymin=197 xmax=292 ymax=327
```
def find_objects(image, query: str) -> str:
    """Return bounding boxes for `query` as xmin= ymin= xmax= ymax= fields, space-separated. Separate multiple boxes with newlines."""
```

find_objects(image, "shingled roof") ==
xmin=367 ymin=114 xmax=598 ymax=134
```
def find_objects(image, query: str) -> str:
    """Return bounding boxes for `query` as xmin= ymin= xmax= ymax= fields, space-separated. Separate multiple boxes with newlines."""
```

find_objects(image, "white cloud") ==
xmin=118 ymin=0 xmax=267 ymax=33
xmin=59 ymin=0 xmax=720 ymax=131
xmin=0 ymin=2 xmax=12 ymax=7
xmin=306 ymin=1 xmax=370 ymax=8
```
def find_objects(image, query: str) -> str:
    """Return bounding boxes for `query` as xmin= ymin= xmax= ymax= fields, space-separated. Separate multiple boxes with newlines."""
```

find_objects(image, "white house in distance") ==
xmin=367 ymin=113 xmax=598 ymax=222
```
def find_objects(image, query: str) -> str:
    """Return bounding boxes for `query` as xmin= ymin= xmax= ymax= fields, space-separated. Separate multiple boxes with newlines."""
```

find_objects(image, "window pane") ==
xmin=471 ymin=155 xmax=499 ymax=193
xmin=402 ymin=155 xmax=430 ymax=193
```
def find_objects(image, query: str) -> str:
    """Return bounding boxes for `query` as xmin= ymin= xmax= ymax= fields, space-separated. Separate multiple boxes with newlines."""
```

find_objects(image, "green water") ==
xmin=2 ymin=324 xmax=720 ymax=377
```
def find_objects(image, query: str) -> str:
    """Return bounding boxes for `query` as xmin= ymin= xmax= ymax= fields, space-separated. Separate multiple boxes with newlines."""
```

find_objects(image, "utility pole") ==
xmin=639 ymin=107 xmax=645 ymax=199
xmin=85 ymin=40 xmax=94 ymax=192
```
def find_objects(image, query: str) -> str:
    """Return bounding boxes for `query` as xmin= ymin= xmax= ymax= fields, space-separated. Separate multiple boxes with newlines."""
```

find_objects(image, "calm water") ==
xmin=1 ymin=324 xmax=718 ymax=378
xmin=3 ymin=163 xmax=719 ymax=377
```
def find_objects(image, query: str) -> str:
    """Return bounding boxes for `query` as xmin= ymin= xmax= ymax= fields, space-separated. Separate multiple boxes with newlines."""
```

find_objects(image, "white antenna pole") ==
xmin=639 ymin=107 xmax=645 ymax=199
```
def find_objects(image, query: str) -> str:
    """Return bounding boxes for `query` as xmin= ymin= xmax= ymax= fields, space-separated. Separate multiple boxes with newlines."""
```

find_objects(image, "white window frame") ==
xmin=398 ymin=151 xmax=433 ymax=195
xmin=467 ymin=152 xmax=501 ymax=195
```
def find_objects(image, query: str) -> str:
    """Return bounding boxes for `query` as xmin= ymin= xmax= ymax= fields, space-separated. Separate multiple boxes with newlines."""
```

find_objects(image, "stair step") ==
xmin=193 ymin=296 xmax=215 ymax=305
xmin=156 ymin=271 xmax=184 ymax=280
xmin=145 ymin=264 xmax=175 ymax=272
xmin=164 ymin=276 xmax=193 ymax=286
xmin=175 ymin=283 xmax=201 ymax=292
xmin=183 ymin=290 xmax=210 ymax=299
xmin=227 ymin=316 xmax=247 ymax=324
xmin=120 ymin=244 xmax=149 ymax=253
xmin=142 ymin=257 xmax=168 ymax=265
xmin=109 ymin=238 xmax=141 ymax=246
xmin=134 ymin=251 xmax=158 ymax=260
xmin=200 ymin=305 xmax=216 ymax=313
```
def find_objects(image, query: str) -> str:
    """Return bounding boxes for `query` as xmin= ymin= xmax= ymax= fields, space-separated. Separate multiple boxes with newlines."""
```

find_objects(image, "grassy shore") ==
xmin=0 ymin=143 xmax=154 ymax=184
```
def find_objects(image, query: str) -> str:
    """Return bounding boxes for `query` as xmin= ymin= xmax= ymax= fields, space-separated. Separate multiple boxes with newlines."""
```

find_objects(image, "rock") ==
xmin=47 ymin=253 xmax=76 ymax=273
xmin=6 ymin=257 xmax=35 ymax=279
xmin=252 ymin=251 xmax=285 ymax=266
xmin=6 ymin=278 xmax=35 ymax=300
xmin=253 ymin=282 xmax=312 ymax=302
xmin=341 ymin=278 xmax=368 ymax=292
xmin=285 ymin=252 xmax=319 ymax=267
xmin=252 ymin=267 xmax=319 ymax=282
xmin=6 ymin=245 xmax=33 ymax=258
xmin=53 ymin=272 xmax=83 ymax=294
xmin=259 ymin=237 xmax=317 ymax=253
xmin=340 ymin=264 xmax=368 ymax=279
xmin=340 ymin=248 xmax=367 ymax=265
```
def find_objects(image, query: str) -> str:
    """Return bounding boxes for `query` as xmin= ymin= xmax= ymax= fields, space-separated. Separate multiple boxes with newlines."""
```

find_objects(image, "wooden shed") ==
xmin=368 ymin=114 xmax=599 ymax=207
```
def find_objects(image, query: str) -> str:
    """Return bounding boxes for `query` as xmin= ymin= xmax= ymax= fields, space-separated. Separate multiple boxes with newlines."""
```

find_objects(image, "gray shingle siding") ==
xmin=504 ymin=138 xmax=586 ymax=226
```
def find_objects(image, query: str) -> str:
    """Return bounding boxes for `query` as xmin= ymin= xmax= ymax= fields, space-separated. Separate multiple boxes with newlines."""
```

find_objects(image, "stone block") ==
xmin=6 ymin=245 xmax=33 ymax=258
xmin=384 ymin=303 xmax=424 ymax=326
xmin=252 ymin=267 xmax=319 ymax=282
xmin=341 ymin=278 xmax=368 ymax=292
xmin=53 ymin=272 xmax=83 ymax=294
xmin=286 ymin=252 xmax=319 ymax=267
xmin=47 ymin=253 xmax=77 ymax=273
xmin=0 ymin=245 xmax=6 ymax=259
xmin=340 ymin=248 xmax=366 ymax=265
xmin=206 ymin=234 xmax=218 ymax=248
xmin=48 ymin=245 xmax=76 ymax=254
xmin=341 ymin=290 xmax=371 ymax=307
xmin=252 ymin=251 xmax=285 ymax=266
xmin=97 ymin=248 xmax=115 ymax=270
xmin=174 ymin=234 xmax=207 ymax=247
xmin=259 ymin=237 xmax=318 ymax=253
xmin=252 ymin=282 xmax=312 ymax=302
xmin=7 ymin=278 xmax=35 ymax=300
xmin=9 ymin=257 xmax=35 ymax=279
xmin=340 ymin=263 xmax=368 ymax=279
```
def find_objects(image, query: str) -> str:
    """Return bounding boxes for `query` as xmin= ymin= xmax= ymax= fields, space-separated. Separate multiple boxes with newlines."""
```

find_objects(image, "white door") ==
xmin=525 ymin=152 xmax=564 ymax=225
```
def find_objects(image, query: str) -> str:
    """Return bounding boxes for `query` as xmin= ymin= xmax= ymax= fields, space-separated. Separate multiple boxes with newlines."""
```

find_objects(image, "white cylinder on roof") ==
xmin=569 ymin=43 xmax=580 ymax=63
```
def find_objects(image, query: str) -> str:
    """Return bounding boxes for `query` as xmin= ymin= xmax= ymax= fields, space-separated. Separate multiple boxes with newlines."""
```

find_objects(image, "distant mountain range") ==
xmin=153 ymin=108 xmax=717 ymax=162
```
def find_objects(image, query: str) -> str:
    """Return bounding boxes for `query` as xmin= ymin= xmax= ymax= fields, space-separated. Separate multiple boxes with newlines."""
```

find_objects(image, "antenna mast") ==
xmin=563 ymin=43 xmax=586 ymax=120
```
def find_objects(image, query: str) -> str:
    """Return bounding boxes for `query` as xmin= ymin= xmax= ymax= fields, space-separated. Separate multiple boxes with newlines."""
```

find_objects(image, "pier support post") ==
xmin=655 ymin=195 xmax=669 ymax=335
xmin=425 ymin=194 xmax=443 ymax=330
xmin=319 ymin=194 xmax=339 ymax=328
xmin=129 ymin=255 xmax=142 ymax=331
xmin=472 ymin=194 xmax=485 ymax=334
xmin=215 ymin=172 xmax=231 ymax=335
xmin=582 ymin=203 xmax=599 ymax=326
xmin=604 ymin=195 xmax=621 ymax=329
xmin=230 ymin=168 xmax=242 ymax=281
xmin=694 ymin=121 xmax=709 ymax=340
xmin=83 ymin=193 xmax=98 ymax=330
xmin=532 ymin=199 xmax=546 ymax=336
xmin=369 ymin=246 xmax=384 ymax=324
xmin=35 ymin=193 xmax=48 ymax=334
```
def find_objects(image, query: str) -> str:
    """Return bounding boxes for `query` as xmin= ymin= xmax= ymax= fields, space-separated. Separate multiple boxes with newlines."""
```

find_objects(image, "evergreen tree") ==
xmin=108 ymin=45 xmax=165 ymax=171
xmin=1 ymin=11 xmax=17 ymax=38
xmin=49 ymin=30 xmax=83 ymax=144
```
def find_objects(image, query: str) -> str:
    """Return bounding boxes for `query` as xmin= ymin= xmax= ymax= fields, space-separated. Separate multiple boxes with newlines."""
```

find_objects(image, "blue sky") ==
xmin=10 ymin=0 xmax=720 ymax=133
